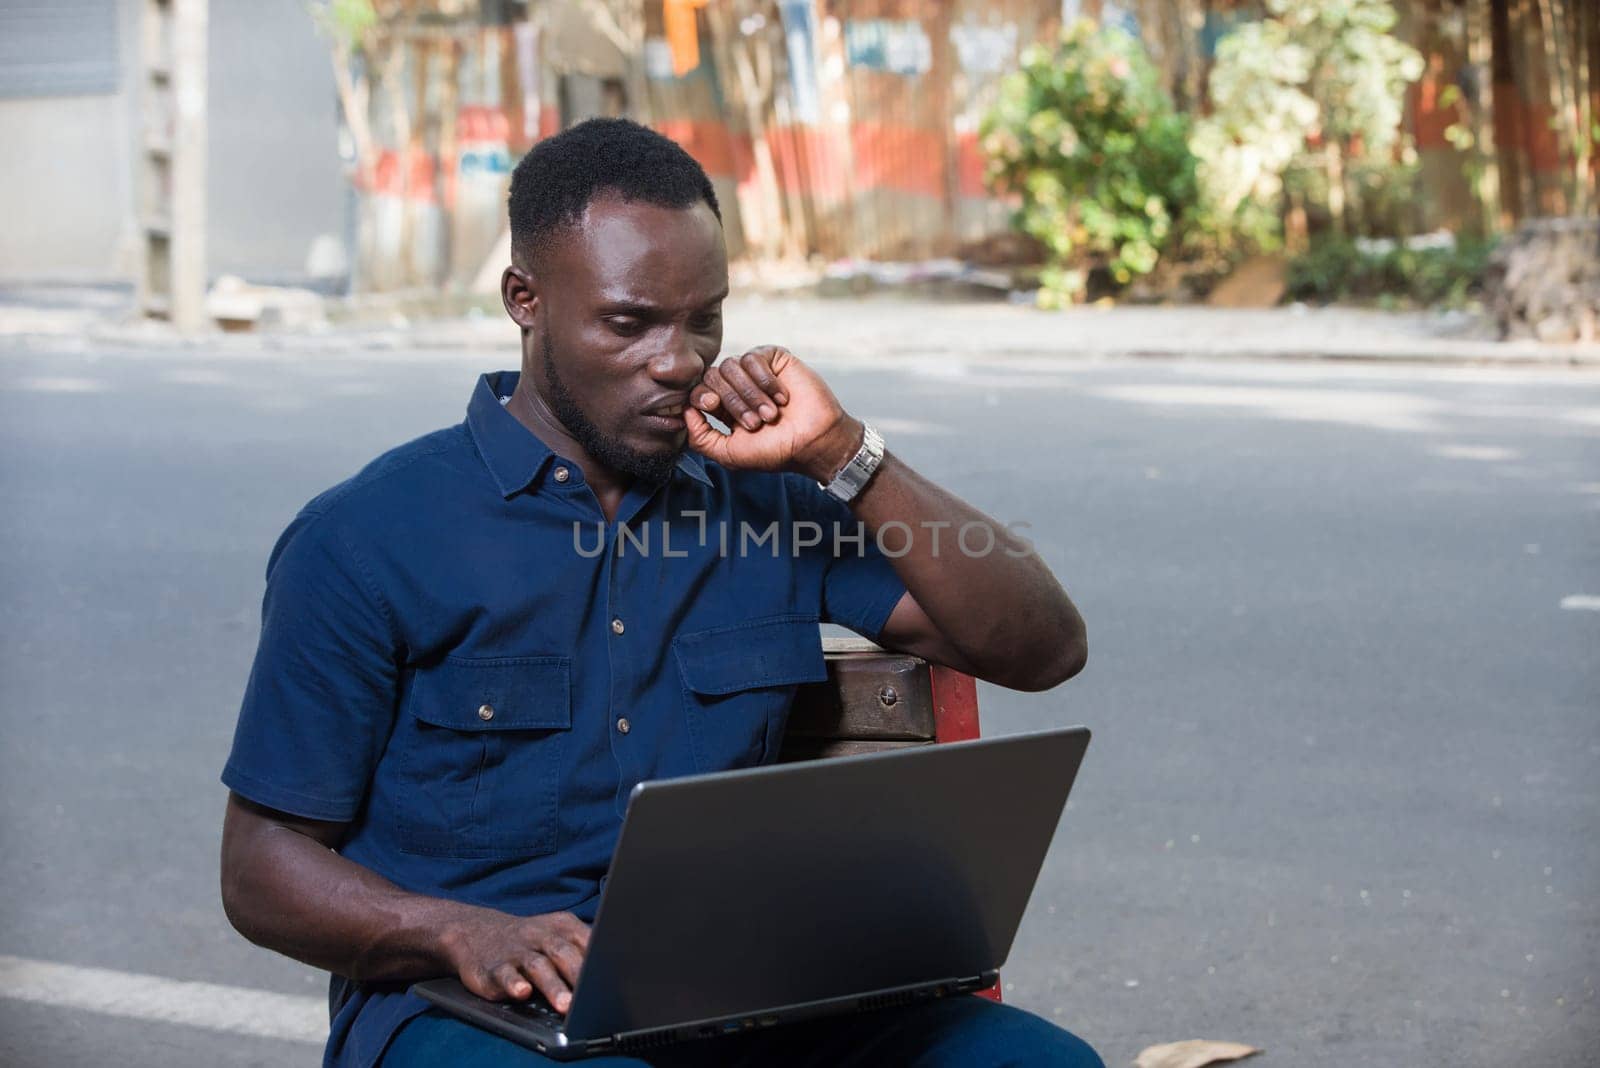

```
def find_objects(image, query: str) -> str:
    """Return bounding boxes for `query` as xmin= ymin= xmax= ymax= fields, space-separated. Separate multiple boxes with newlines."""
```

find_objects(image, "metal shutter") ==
xmin=0 ymin=0 xmax=120 ymax=98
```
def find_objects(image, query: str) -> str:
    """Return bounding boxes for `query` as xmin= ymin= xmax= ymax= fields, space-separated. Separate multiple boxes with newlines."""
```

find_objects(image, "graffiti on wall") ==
xmin=843 ymin=19 xmax=932 ymax=76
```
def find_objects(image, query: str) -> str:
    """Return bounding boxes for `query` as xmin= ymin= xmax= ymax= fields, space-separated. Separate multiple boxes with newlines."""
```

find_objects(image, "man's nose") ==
xmin=648 ymin=328 xmax=708 ymax=387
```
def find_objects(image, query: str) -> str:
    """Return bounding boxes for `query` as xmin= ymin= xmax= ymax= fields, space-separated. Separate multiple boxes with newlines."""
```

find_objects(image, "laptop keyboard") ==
xmin=503 ymin=999 xmax=565 ymax=1027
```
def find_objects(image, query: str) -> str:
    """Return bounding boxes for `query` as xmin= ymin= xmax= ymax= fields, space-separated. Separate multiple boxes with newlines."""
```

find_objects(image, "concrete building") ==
xmin=0 ymin=1 xmax=346 ymax=287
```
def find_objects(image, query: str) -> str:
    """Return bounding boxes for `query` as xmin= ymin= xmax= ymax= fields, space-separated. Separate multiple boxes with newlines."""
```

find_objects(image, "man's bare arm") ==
xmin=846 ymin=451 xmax=1085 ymax=692
xmin=685 ymin=346 xmax=1086 ymax=692
xmin=220 ymin=793 xmax=590 ymax=1012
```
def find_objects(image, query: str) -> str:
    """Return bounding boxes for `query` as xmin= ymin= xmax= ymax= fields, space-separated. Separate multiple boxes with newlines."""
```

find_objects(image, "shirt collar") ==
xmin=674 ymin=448 xmax=711 ymax=487
xmin=467 ymin=371 xmax=554 ymax=498
xmin=466 ymin=370 xmax=712 ymax=498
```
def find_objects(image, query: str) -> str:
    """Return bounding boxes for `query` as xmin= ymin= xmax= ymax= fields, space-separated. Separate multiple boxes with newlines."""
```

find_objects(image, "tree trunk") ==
xmin=329 ymin=38 xmax=379 ymax=187
xmin=1536 ymin=0 xmax=1581 ymax=213
xmin=1562 ymin=0 xmax=1594 ymax=214
xmin=1466 ymin=0 xmax=1503 ymax=232
xmin=1325 ymin=141 xmax=1347 ymax=236
xmin=1285 ymin=188 xmax=1308 ymax=255
xmin=438 ymin=37 xmax=461 ymax=287
xmin=705 ymin=3 xmax=789 ymax=262
xmin=581 ymin=0 xmax=653 ymax=125
xmin=405 ymin=37 xmax=430 ymax=286
xmin=1490 ymin=0 xmax=1534 ymax=221
xmin=755 ymin=31 xmax=809 ymax=261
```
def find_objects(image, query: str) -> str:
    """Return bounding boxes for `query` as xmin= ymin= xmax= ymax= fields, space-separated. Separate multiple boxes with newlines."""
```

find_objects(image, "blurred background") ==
xmin=0 ymin=3 xmax=1597 ymax=1068
xmin=0 ymin=0 xmax=1595 ymax=325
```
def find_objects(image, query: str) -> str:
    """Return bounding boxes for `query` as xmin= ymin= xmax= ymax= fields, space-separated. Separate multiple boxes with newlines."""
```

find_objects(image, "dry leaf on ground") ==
xmin=1133 ymin=1039 xmax=1262 ymax=1068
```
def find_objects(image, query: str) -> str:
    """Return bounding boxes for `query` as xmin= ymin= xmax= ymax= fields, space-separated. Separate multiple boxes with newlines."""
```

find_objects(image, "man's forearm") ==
xmin=847 ymin=446 xmax=1086 ymax=690
xmin=222 ymin=795 xmax=592 ymax=1007
xmin=221 ymin=805 xmax=489 ymax=983
xmin=683 ymin=348 xmax=1084 ymax=690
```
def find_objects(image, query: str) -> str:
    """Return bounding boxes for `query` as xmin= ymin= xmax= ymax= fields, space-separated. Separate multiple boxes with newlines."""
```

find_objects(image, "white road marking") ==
xmin=1429 ymin=443 xmax=1518 ymax=462
xmin=1559 ymin=595 xmax=1600 ymax=612
xmin=1088 ymin=383 xmax=1442 ymax=433
xmin=871 ymin=417 xmax=949 ymax=437
xmin=0 ymin=954 xmax=325 ymax=1044
xmin=162 ymin=367 xmax=234 ymax=385
xmin=11 ymin=375 xmax=107 ymax=393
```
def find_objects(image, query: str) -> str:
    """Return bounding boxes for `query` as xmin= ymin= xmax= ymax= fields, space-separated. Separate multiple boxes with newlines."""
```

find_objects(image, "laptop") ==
xmin=413 ymin=726 xmax=1090 ymax=1060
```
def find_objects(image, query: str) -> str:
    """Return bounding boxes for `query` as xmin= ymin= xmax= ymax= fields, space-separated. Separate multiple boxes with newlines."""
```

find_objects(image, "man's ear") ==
xmin=502 ymin=265 xmax=539 ymax=329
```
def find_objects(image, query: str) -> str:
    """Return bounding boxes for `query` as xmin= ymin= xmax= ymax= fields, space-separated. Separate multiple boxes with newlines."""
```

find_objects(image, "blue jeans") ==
xmin=383 ymin=997 xmax=1102 ymax=1067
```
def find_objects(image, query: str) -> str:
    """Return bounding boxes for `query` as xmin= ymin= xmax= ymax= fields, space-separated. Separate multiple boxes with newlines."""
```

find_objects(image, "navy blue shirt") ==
xmin=222 ymin=370 xmax=907 ymax=1068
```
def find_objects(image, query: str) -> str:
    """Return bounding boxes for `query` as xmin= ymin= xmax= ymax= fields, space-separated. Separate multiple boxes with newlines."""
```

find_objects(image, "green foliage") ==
xmin=1285 ymin=235 xmax=1497 ymax=307
xmin=307 ymin=0 xmax=377 ymax=44
xmin=1282 ymin=154 xmax=1420 ymax=236
xmin=980 ymin=20 xmax=1198 ymax=307
xmin=1191 ymin=0 xmax=1424 ymax=247
xmin=1271 ymin=0 xmax=1423 ymax=155
xmin=1188 ymin=20 xmax=1316 ymax=249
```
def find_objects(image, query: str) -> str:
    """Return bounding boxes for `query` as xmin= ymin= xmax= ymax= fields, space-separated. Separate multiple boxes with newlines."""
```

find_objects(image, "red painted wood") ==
xmin=929 ymin=664 xmax=980 ymax=743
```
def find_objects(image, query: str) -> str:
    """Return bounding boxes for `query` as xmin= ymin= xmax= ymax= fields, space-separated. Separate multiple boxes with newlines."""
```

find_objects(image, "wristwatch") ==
xmin=819 ymin=422 xmax=885 ymax=503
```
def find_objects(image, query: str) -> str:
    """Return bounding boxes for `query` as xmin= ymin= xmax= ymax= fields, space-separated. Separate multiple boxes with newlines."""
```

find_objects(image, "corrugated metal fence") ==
xmin=646 ymin=0 xmax=1057 ymax=262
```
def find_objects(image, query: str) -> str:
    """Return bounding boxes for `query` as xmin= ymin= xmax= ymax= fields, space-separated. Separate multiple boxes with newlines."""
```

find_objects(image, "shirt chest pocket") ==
xmin=396 ymin=656 xmax=571 ymax=859
xmin=674 ymin=614 xmax=828 ymax=773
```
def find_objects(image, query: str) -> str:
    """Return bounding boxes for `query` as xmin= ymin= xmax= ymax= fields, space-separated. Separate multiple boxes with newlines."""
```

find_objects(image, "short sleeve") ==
xmin=786 ymin=475 xmax=907 ymax=641
xmin=221 ymin=512 xmax=401 ymax=822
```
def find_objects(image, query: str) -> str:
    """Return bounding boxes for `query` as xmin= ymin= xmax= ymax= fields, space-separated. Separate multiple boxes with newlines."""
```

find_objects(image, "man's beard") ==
xmin=541 ymin=326 xmax=681 ymax=484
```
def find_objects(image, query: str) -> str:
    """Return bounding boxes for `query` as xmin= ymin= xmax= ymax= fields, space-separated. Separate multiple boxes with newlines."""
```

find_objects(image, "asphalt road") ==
xmin=1 ymin=326 xmax=1596 ymax=1066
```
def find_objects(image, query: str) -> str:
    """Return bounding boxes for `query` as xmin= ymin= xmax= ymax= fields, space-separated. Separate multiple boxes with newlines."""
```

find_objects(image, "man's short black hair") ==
xmin=508 ymin=117 xmax=721 ymax=267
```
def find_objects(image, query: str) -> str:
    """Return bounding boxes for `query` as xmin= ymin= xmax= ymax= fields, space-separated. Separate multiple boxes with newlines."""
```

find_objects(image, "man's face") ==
xmin=532 ymin=195 xmax=728 ymax=481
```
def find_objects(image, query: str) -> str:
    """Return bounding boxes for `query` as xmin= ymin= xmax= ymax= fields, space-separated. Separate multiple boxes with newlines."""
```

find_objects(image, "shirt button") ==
xmin=611 ymin=617 xmax=625 ymax=635
xmin=553 ymin=466 xmax=570 ymax=483
xmin=477 ymin=703 xmax=494 ymax=721
xmin=616 ymin=716 xmax=631 ymax=735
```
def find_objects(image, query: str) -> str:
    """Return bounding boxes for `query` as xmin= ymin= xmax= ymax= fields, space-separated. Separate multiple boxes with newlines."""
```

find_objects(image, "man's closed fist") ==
xmin=684 ymin=345 xmax=865 ymax=484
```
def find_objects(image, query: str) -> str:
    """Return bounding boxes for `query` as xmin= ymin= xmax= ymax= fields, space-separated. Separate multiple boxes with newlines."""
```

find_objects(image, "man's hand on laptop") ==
xmin=684 ymin=345 xmax=865 ymax=483
xmin=443 ymin=910 xmax=591 ymax=1013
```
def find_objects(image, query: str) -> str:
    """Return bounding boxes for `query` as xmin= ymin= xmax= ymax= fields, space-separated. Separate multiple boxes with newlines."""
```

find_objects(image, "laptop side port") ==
xmin=614 ymin=1030 xmax=678 ymax=1054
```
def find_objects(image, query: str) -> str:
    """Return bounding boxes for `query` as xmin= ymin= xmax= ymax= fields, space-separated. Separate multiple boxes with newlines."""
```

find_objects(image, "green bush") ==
xmin=980 ymin=20 xmax=1198 ymax=307
xmin=1192 ymin=0 xmax=1425 ymax=249
xmin=1285 ymin=236 xmax=1497 ymax=307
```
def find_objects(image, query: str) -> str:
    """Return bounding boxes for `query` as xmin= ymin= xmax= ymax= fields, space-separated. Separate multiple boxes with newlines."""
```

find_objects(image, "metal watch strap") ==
xmin=819 ymin=423 xmax=885 ymax=503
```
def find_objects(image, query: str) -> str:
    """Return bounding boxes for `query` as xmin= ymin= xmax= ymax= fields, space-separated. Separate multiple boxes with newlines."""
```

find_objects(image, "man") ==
xmin=220 ymin=119 xmax=1095 ymax=1067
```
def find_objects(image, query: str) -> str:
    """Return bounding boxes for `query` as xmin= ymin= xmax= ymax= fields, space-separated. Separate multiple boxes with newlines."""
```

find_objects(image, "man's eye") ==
xmin=690 ymin=314 xmax=721 ymax=332
xmin=606 ymin=316 xmax=643 ymax=335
